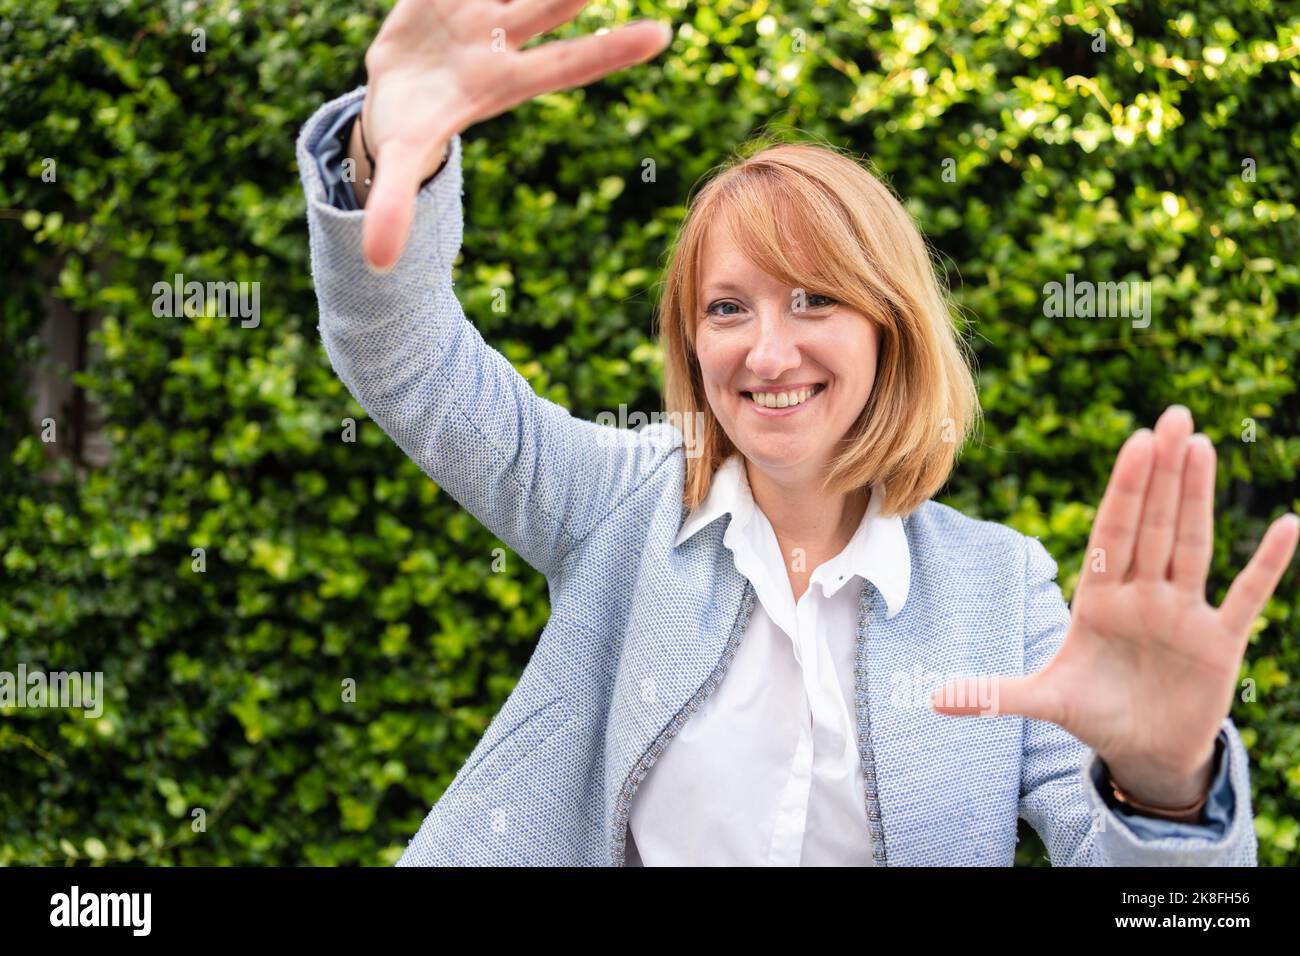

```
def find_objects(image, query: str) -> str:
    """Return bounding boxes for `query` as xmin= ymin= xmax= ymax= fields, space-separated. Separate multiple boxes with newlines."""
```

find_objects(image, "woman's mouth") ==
xmin=741 ymin=383 xmax=826 ymax=416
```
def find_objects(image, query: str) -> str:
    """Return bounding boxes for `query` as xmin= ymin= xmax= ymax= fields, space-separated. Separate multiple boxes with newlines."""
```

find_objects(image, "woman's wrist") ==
xmin=1102 ymin=736 xmax=1222 ymax=822
xmin=346 ymin=110 xmax=374 ymax=206
xmin=345 ymin=100 xmax=451 ymax=209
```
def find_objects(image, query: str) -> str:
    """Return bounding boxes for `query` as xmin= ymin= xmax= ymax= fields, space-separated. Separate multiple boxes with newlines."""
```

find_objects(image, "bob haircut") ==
xmin=655 ymin=135 xmax=981 ymax=517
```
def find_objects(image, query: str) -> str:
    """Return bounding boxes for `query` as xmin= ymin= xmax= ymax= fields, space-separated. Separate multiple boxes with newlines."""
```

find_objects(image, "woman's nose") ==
xmin=745 ymin=310 xmax=802 ymax=380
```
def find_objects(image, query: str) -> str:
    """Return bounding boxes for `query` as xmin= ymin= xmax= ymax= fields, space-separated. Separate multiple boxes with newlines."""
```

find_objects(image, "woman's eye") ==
xmin=803 ymin=293 xmax=836 ymax=310
xmin=706 ymin=301 xmax=743 ymax=317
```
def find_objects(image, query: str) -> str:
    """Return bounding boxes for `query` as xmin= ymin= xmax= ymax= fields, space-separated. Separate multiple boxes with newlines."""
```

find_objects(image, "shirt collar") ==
xmin=674 ymin=454 xmax=752 ymax=546
xmin=674 ymin=453 xmax=911 ymax=619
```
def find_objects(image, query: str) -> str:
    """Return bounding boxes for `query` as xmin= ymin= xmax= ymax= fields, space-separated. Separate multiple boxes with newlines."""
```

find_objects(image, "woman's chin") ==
xmin=735 ymin=435 xmax=823 ymax=472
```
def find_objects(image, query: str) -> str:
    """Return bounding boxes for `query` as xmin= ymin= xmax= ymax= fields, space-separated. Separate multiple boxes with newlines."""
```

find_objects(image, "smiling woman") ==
xmin=295 ymin=0 xmax=1298 ymax=867
xmin=658 ymin=139 xmax=979 ymax=526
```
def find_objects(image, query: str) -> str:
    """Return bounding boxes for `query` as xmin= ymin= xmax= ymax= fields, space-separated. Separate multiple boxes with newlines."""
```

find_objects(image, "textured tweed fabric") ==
xmin=297 ymin=85 xmax=1257 ymax=866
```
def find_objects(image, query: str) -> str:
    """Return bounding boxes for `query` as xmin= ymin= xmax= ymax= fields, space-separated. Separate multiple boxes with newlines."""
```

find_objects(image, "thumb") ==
xmin=361 ymin=141 xmax=427 ymax=272
xmin=930 ymin=673 xmax=1055 ymax=721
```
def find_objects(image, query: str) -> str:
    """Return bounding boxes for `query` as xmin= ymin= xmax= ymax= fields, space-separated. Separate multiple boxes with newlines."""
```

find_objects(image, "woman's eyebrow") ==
xmin=700 ymin=281 xmax=748 ymax=297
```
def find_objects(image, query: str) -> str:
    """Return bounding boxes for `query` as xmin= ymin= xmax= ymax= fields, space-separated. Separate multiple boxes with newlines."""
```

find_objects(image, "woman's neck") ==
xmin=743 ymin=458 xmax=870 ymax=601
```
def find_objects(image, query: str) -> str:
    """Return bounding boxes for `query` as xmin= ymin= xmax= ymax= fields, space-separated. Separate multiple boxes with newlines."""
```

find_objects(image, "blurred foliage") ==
xmin=0 ymin=0 xmax=1297 ymax=866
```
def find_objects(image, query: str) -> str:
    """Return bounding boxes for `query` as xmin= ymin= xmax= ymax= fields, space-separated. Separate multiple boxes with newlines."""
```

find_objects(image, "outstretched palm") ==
xmin=935 ymin=405 xmax=1299 ymax=807
xmin=359 ymin=0 xmax=671 ymax=269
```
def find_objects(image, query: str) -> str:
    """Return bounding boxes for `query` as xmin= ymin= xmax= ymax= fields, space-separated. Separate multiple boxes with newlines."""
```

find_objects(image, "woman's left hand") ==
xmin=932 ymin=405 xmax=1299 ymax=809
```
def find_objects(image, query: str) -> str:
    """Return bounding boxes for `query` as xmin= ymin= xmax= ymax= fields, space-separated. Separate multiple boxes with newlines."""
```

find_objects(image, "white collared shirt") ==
xmin=626 ymin=454 xmax=911 ymax=866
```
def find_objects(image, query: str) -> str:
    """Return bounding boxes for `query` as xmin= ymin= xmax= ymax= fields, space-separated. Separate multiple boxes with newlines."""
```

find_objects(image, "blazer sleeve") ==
xmin=1016 ymin=535 xmax=1259 ymax=866
xmin=296 ymin=85 xmax=676 ymax=580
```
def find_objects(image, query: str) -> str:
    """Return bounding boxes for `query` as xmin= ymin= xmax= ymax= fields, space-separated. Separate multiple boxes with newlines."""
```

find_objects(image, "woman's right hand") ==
xmin=355 ymin=0 xmax=672 ymax=271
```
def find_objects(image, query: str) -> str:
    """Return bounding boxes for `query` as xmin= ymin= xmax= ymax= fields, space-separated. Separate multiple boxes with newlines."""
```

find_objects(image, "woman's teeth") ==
xmin=747 ymin=385 xmax=821 ymax=408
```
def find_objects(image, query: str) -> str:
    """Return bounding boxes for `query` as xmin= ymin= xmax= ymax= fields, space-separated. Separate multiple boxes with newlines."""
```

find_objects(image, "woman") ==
xmin=295 ymin=0 xmax=1298 ymax=865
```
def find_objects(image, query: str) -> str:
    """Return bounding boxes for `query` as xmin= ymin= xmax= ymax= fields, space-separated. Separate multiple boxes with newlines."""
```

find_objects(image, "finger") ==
xmin=1077 ymin=427 xmax=1155 ymax=591
xmin=930 ymin=674 xmax=1058 ymax=723
xmin=1170 ymin=433 xmax=1216 ymax=592
xmin=360 ymin=140 xmax=427 ymax=272
xmin=499 ymin=0 xmax=589 ymax=45
xmin=1133 ymin=405 xmax=1194 ymax=579
xmin=1218 ymin=513 xmax=1300 ymax=640
xmin=508 ymin=18 xmax=672 ymax=103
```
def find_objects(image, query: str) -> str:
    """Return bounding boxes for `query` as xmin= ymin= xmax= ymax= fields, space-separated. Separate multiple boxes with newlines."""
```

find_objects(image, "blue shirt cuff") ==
xmin=312 ymin=97 xmax=366 ymax=210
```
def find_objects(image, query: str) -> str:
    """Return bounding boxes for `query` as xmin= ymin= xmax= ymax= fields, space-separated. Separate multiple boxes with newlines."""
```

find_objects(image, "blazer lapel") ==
xmin=861 ymin=573 xmax=1017 ymax=865
xmin=603 ymin=524 xmax=751 ymax=863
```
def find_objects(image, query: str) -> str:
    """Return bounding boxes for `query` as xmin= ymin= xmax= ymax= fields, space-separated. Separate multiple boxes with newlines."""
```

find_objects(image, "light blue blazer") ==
xmin=297 ymin=86 xmax=1256 ymax=866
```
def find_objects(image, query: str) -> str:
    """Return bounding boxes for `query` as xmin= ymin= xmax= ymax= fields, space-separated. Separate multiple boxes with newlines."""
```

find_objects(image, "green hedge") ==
xmin=1 ymin=0 xmax=1296 ymax=865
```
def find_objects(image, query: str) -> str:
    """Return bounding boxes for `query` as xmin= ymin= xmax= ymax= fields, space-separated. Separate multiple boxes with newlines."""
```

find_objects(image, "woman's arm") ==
xmin=297 ymin=84 xmax=671 ymax=580
xmin=933 ymin=410 xmax=1293 ymax=863
xmin=1016 ymin=536 xmax=1258 ymax=865
xmin=296 ymin=4 xmax=675 ymax=579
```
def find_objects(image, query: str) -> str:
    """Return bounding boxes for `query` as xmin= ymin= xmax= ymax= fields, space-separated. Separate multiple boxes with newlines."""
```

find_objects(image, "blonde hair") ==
xmin=654 ymin=134 xmax=981 ymax=517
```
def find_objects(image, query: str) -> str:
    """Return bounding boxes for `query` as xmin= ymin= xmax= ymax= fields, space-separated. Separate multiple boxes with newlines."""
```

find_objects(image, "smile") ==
xmin=741 ymin=383 xmax=826 ymax=416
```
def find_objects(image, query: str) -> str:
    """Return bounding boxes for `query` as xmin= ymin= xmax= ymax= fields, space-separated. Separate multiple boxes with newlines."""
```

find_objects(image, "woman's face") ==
xmin=693 ymin=228 xmax=880 ymax=484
